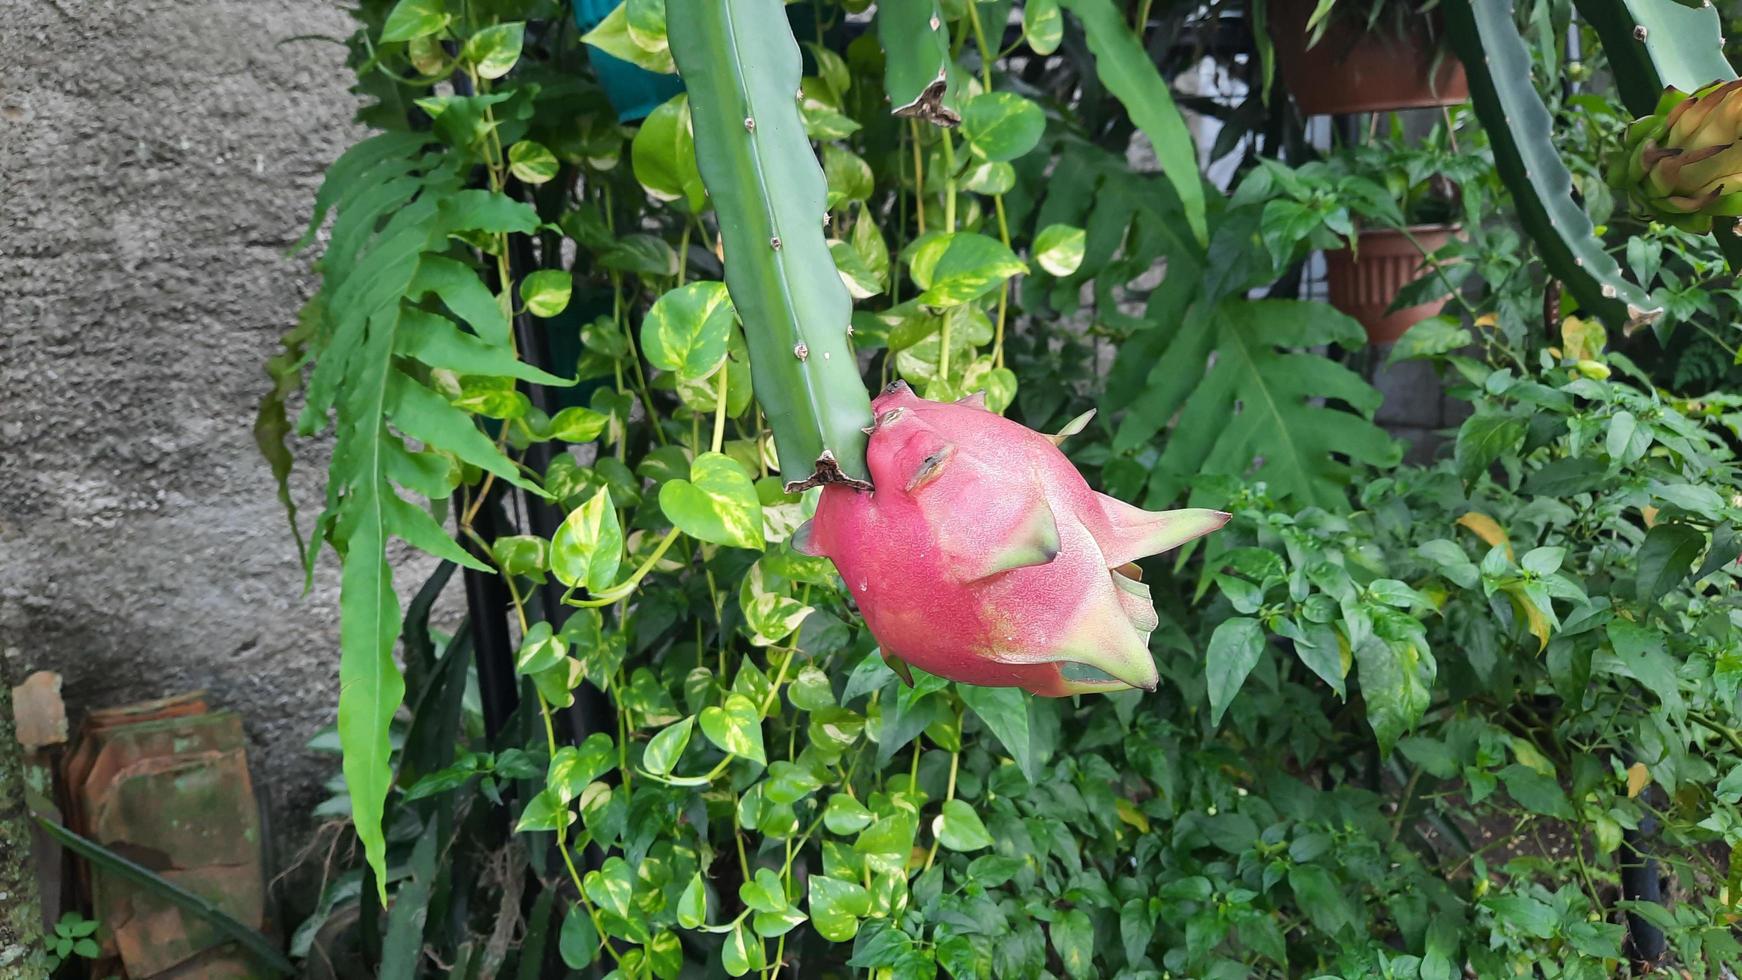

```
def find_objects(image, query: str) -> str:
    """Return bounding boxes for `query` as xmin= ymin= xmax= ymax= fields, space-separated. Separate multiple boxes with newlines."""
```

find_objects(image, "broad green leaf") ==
xmin=831 ymin=240 xmax=884 ymax=299
xmin=1051 ymin=908 xmax=1096 ymax=979
xmin=957 ymin=684 xmax=1036 ymax=780
xmin=515 ymin=621 xmax=568 ymax=676
xmin=642 ymin=281 xmax=734 ymax=380
xmin=464 ymin=22 xmax=525 ymax=79
xmin=583 ymin=858 xmax=636 ymax=919
xmin=583 ymin=0 xmax=677 ymax=73
xmin=1499 ymin=763 xmax=1572 ymax=818
xmin=909 ymin=232 xmax=1028 ymax=306
xmin=788 ymin=666 xmax=835 ymax=710
xmin=1058 ymin=0 xmax=1206 ymax=243
xmin=507 ymin=140 xmax=559 ymax=185
xmin=823 ymin=145 xmax=875 ymax=207
xmin=721 ymin=921 xmax=762 ymax=976
xmin=631 ymin=94 xmax=705 ymax=210
xmin=1636 ymin=522 xmax=1704 ymax=601
xmin=627 ymin=0 xmax=672 ymax=58
xmin=519 ymin=269 xmax=571 ymax=317
xmin=644 ymin=717 xmax=695 ymax=775
xmin=699 ymin=692 xmax=767 ymax=764
xmin=960 ymin=92 xmax=1046 ymax=162
xmin=600 ymin=233 xmax=679 ymax=277
xmin=548 ymin=733 xmax=617 ymax=801
xmin=739 ymin=561 xmax=812 ymax=645
xmin=962 ymin=160 xmax=1016 ymax=194
xmin=1033 ymin=224 xmax=1086 ymax=276
xmin=516 ymin=788 xmax=575 ymax=832
xmin=551 ymin=487 xmax=624 ymax=593
xmin=823 ymin=793 xmax=875 ymax=834
xmin=1605 ymin=619 xmax=1685 ymax=714
xmin=809 ymin=875 xmax=872 ymax=941
xmin=1454 ymin=412 xmax=1526 ymax=482
xmin=1205 ymin=616 xmax=1264 ymax=726
xmin=1024 ymin=0 xmax=1063 ymax=54
xmin=1487 ymin=895 xmax=1557 ymax=939
xmin=677 ymin=874 xmax=708 ymax=928
xmin=1353 ymin=634 xmax=1435 ymax=754
xmin=1288 ymin=864 xmax=1352 ymax=935
xmin=648 ymin=931 xmax=682 ymax=979
xmin=546 ymin=405 xmax=610 ymax=443
xmin=659 ymin=452 xmax=764 ymax=550
xmin=933 ymin=799 xmax=994 ymax=851
xmin=381 ymin=0 xmax=449 ymax=42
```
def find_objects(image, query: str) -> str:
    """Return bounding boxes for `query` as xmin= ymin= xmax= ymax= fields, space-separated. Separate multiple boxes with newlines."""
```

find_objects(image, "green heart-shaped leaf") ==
xmin=699 ymin=692 xmax=766 ymax=765
xmin=659 ymin=452 xmax=764 ymax=550
xmin=642 ymin=281 xmax=734 ymax=380
xmin=551 ymin=486 xmax=622 ymax=592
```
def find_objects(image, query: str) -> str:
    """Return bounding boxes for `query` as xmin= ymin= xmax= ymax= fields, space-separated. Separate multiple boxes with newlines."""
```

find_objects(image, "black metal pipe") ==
xmin=460 ymin=486 xmax=520 ymax=738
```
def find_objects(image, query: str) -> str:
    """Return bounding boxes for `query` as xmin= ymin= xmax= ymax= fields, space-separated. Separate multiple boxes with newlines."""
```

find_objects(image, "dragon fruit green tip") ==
xmin=795 ymin=381 xmax=1229 ymax=697
xmin=1614 ymin=78 xmax=1742 ymax=232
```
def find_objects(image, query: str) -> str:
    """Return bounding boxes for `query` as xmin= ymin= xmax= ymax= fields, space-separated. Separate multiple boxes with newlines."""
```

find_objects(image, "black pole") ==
xmin=460 ymin=486 xmax=520 ymax=738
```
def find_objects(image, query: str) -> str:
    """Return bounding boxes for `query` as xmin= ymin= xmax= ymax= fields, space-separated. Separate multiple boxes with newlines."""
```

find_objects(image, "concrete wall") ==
xmin=0 ymin=0 xmax=440 ymax=869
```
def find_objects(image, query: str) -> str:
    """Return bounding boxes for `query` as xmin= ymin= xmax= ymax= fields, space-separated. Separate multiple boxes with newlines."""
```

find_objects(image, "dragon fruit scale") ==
xmin=794 ymin=382 xmax=1229 ymax=697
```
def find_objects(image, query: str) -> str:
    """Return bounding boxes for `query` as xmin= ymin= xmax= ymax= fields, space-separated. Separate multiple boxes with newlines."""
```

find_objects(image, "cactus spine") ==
xmin=667 ymin=0 xmax=874 ymax=490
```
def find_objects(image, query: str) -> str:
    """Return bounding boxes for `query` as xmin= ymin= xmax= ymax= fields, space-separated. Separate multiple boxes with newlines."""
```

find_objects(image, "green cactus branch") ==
xmin=667 ymin=0 xmax=874 ymax=491
xmin=878 ymin=0 xmax=963 ymax=126
xmin=1444 ymin=0 xmax=1663 ymax=332
xmin=1572 ymin=0 xmax=1735 ymax=117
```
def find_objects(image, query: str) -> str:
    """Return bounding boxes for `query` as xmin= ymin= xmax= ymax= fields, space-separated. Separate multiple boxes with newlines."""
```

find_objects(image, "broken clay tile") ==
xmin=10 ymin=671 xmax=66 ymax=753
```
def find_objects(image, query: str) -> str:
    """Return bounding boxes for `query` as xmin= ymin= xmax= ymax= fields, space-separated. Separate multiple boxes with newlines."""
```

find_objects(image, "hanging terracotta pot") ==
xmin=1325 ymin=225 xmax=1460 ymax=345
xmin=1266 ymin=0 xmax=1467 ymax=115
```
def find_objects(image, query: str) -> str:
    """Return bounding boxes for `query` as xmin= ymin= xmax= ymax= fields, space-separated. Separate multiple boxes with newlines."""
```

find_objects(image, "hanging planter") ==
xmin=1325 ymin=224 xmax=1460 ymax=345
xmin=1265 ymin=0 xmax=1467 ymax=115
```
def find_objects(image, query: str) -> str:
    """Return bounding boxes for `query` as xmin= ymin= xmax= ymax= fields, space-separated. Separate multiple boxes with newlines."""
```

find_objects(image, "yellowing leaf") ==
xmin=1560 ymin=315 xmax=1607 ymax=362
xmin=1504 ymin=587 xmax=1551 ymax=652
xmin=1642 ymin=505 xmax=1659 ymax=527
xmin=1457 ymin=512 xmax=1513 ymax=560
xmin=1114 ymin=797 xmax=1150 ymax=834
xmin=1626 ymin=761 xmax=1652 ymax=799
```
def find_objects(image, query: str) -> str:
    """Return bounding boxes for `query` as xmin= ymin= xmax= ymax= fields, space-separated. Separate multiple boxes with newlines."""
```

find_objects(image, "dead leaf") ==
xmin=1626 ymin=761 xmax=1651 ymax=799
xmin=1457 ymin=512 xmax=1513 ymax=560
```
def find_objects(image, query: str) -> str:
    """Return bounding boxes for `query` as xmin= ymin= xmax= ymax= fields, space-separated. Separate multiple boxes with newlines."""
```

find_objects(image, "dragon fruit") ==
xmin=795 ymin=382 xmax=1229 ymax=697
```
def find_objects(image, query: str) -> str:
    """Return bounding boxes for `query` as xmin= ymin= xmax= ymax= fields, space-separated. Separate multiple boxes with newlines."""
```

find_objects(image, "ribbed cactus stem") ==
xmin=878 ymin=0 xmax=962 ymax=126
xmin=1444 ymin=0 xmax=1663 ymax=332
xmin=1572 ymin=0 xmax=1735 ymax=117
xmin=667 ymin=0 xmax=873 ymax=491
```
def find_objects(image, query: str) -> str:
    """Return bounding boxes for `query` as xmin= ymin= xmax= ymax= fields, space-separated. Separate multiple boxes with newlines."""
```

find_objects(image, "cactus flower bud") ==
xmin=1613 ymin=79 xmax=1742 ymax=231
xmin=794 ymin=383 xmax=1228 ymax=697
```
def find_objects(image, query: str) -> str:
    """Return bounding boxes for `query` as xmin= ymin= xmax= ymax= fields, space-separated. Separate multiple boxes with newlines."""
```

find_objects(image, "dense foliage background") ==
xmin=266 ymin=0 xmax=1742 ymax=975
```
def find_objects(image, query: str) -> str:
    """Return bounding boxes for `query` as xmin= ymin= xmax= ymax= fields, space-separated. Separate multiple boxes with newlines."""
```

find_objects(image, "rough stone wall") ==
xmin=0 ymin=0 xmax=439 ymax=875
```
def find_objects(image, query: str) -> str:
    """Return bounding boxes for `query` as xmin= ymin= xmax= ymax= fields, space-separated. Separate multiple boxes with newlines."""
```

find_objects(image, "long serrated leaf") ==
xmin=667 ymin=0 xmax=874 ymax=489
xmin=1057 ymin=0 xmax=1207 ymax=245
xmin=1140 ymin=300 xmax=1396 ymax=508
xmin=395 ymin=308 xmax=575 ymax=385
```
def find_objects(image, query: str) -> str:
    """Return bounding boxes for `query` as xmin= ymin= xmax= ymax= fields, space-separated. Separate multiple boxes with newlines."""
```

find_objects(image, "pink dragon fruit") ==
xmin=795 ymin=382 xmax=1229 ymax=696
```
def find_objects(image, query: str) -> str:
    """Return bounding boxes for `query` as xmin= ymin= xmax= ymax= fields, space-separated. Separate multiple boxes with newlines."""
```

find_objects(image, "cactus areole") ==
xmin=795 ymin=383 xmax=1230 ymax=697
